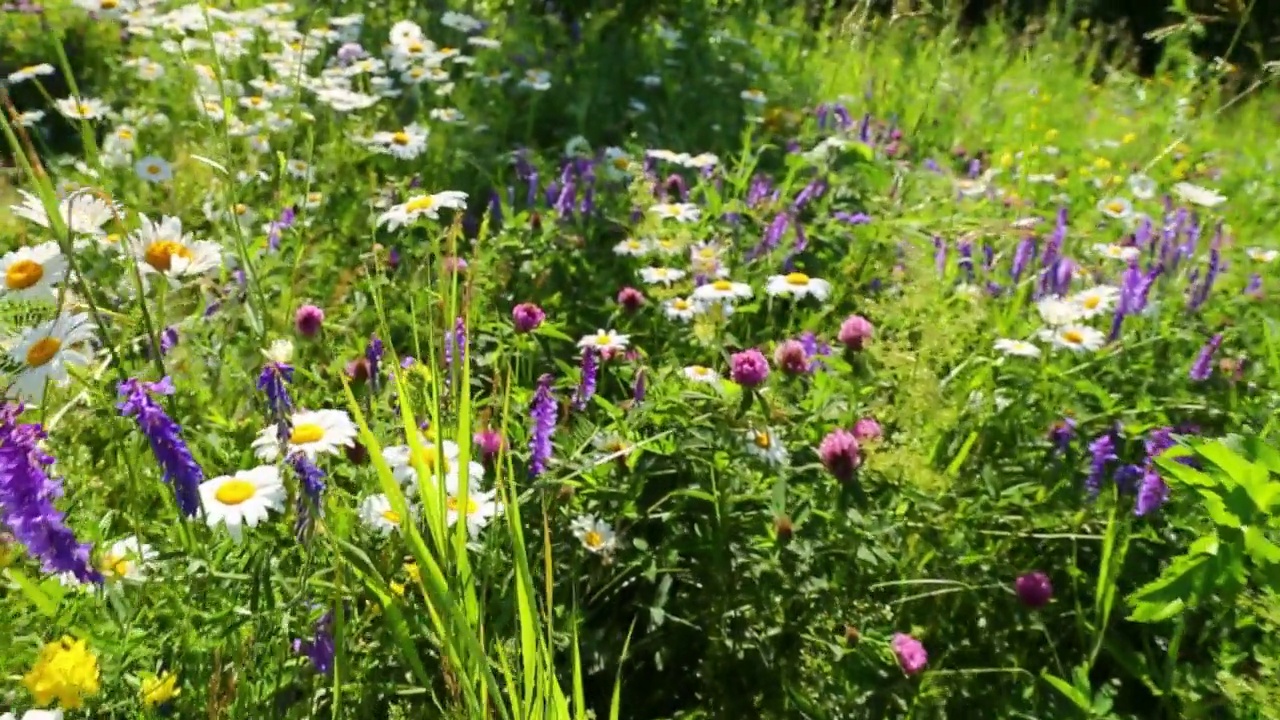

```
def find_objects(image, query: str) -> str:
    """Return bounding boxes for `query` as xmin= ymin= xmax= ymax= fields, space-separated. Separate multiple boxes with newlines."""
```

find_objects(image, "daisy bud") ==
xmin=838 ymin=314 xmax=874 ymax=351
xmin=1015 ymin=571 xmax=1053 ymax=608
xmin=295 ymin=304 xmax=325 ymax=338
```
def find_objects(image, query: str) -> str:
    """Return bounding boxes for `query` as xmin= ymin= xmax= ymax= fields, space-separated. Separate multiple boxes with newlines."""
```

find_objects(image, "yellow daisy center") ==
xmin=446 ymin=495 xmax=479 ymax=514
xmin=613 ymin=157 xmax=630 ymax=170
xmin=77 ymin=103 xmax=94 ymax=116
xmin=673 ymin=299 xmax=690 ymax=310
xmin=754 ymin=432 xmax=771 ymax=449
xmin=25 ymin=337 xmax=61 ymax=367
xmin=290 ymin=423 xmax=325 ymax=444
xmin=101 ymin=0 xmax=119 ymax=8
xmin=144 ymin=240 xmax=193 ymax=272
xmin=584 ymin=530 xmax=604 ymax=548
xmin=406 ymin=41 xmax=424 ymax=52
xmin=381 ymin=510 xmax=402 ymax=525
xmin=117 ymin=129 xmax=134 ymax=140
xmin=100 ymin=553 xmax=131 ymax=577
xmin=594 ymin=333 xmax=612 ymax=346
xmin=404 ymin=196 xmax=436 ymax=213
xmin=145 ymin=164 xmax=162 ymax=175
xmin=391 ymin=131 xmax=411 ymax=145
xmin=690 ymin=365 xmax=709 ymax=375
xmin=215 ymin=479 xmax=257 ymax=505
xmin=1105 ymin=201 xmax=1125 ymax=214
xmin=711 ymin=280 xmax=733 ymax=292
xmin=1082 ymin=296 xmax=1101 ymax=309
xmin=784 ymin=272 xmax=810 ymax=286
xmin=1061 ymin=329 xmax=1085 ymax=344
xmin=5 ymin=259 xmax=44 ymax=290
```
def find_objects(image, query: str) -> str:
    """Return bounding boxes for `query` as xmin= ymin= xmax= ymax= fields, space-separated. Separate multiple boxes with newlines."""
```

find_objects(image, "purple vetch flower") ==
xmin=730 ymin=349 xmax=770 ymax=388
xmin=833 ymin=211 xmax=872 ymax=225
xmin=512 ymin=303 xmax=546 ymax=333
xmin=632 ymin=367 xmax=646 ymax=405
xmin=158 ymin=326 xmax=179 ymax=356
xmin=1189 ymin=333 xmax=1223 ymax=381
xmin=933 ymin=236 xmax=947 ymax=277
xmin=1145 ymin=427 xmax=1176 ymax=461
xmin=798 ymin=331 xmax=832 ymax=372
xmin=1113 ymin=463 xmax=1143 ymax=494
xmin=117 ymin=378 xmax=203 ymax=517
xmin=751 ymin=212 xmax=791 ymax=260
xmin=792 ymin=177 xmax=828 ymax=211
xmin=528 ymin=374 xmax=557 ymax=477
xmin=1135 ymin=467 xmax=1170 ymax=517
xmin=1247 ymin=274 xmax=1263 ymax=297
xmin=0 ymin=403 xmax=101 ymax=584
xmin=891 ymin=633 xmax=928 ymax=675
xmin=365 ymin=335 xmax=384 ymax=391
xmin=818 ymin=429 xmax=861 ymax=482
xmin=1048 ymin=418 xmax=1076 ymax=455
xmin=1015 ymin=571 xmax=1053 ymax=608
xmin=291 ymin=451 xmax=326 ymax=541
xmin=444 ymin=317 xmax=467 ymax=370
xmin=573 ymin=349 xmax=598 ymax=411
xmin=257 ymin=360 xmax=294 ymax=443
xmin=293 ymin=610 xmax=335 ymax=675
xmin=1010 ymin=238 xmax=1036 ymax=283
xmin=1086 ymin=434 xmax=1117 ymax=496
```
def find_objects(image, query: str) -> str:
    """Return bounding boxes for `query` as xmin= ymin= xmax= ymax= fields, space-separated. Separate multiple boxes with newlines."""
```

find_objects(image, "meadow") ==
xmin=2 ymin=0 xmax=1280 ymax=718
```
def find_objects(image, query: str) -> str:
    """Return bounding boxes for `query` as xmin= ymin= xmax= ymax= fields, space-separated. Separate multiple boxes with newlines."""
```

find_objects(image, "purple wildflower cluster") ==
xmin=1084 ymin=425 xmax=1177 ymax=516
xmin=117 ymin=377 xmax=204 ymax=517
xmin=528 ymin=374 xmax=557 ymax=477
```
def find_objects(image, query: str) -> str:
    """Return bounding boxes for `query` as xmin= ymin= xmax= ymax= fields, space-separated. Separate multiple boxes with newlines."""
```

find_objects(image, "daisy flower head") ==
xmin=663 ymin=296 xmax=699 ymax=322
xmin=518 ymin=68 xmax=551 ymax=91
xmin=1247 ymin=248 xmax=1278 ymax=263
xmin=1172 ymin=182 xmax=1226 ymax=208
xmin=740 ymin=88 xmax=767 ymax=104
xmin=7 ymin=312 xmax=94 ymax=403
xmin=692 ymin=278 xmax=752 ymax=304
xmin=639 ymin=267 xmax=687 ymax=286
xmin=613 ymin=238 xmax=650 ymax=257
xmin=134 ymin=156 xmax=172 ymax=184
xmin=444 ymin=473 xmax=502 ymax=534
xmin=682 ymin=365 xmax=720 ymax=383
xmin=370 ymin=124 xmax=429 ymax=160
xmin=603 ymin=147 xmax=635 ymax=180
xmin=252 ymin=409 xmax=357 ymax=461
xmin=1039 ymin=324 xmax=1106 ymax=352
xmin=7 ymin=63 xmax=55 ymax=84
xmin=429 ymin=107 xmax=465 ymax=123
xmin=572 ymin=515 xmax=618 ymax=555
xmin=994 ymin=338 xmax=1042 ymax=358
xmin=1128 ymin=173 xmax=1157 ymax=199
xmin=1093 ymin=243 xmax=1140 ymax=262
xmin=54 ymin=96 xmax=110 ymax=121
xmin=1097 ymin=196 xmax=1133 ymax=220
xmin=98 ymin=536 xmax=157 ymax=582
xmin=129 ymin=216 xmax=222 ymax=282
xmin=648 ymin=202 xmax=700 ymax=223
xmin=1 ymin=242 xmax=67 ymax=301
xmin=578 ymin=329 xmax=629 ymax=353
xmin=745 ymin=428 xmax=789 ymax=466
xmin=1037 ymin=297 xmax=1085 ymax=326
xmin=766 ymin=272 xmax=831 ymax=301
xmin=382 ymin=438 xmax=480 ymax=492
xmin=359 ymin=493 xmax=411 ymax=535
xmin=1070 ymin=286 xmax=1119 ymax=318
xmin=11 ymin=188 xmax=116 ymax=236
xmin=376 ymin=191 xmax=468 ymax=230
xmin=199 ymin=465 xmax=286 ymax=542
xmin=75 ymin=0 xmax=133 ymax=16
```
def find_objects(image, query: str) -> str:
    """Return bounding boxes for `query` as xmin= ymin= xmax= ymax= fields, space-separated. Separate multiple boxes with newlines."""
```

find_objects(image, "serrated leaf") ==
xmin=1244 ymin=526 xmax=1280 ymax=565
xmin=1128 ymin=552 xmax=1210 ymax=609
xmin=1042 ymin=672 xmax=1092 ymax=710
xmin=1128 ymin=598 xmax=1186 ymax=622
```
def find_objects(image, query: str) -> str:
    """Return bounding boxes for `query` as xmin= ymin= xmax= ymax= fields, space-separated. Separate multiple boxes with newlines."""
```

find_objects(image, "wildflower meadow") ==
xmin=2 ymin=0 xmax=1280 ymax=717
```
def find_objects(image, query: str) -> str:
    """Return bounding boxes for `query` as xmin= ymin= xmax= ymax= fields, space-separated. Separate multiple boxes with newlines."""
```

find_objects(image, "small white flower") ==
xmin=129 ymin=215 xmax=222 ymax=282
xmin=1093 ymin=243 xmax=1140 ymax=262
xmin=376 ymin=191 xmax=468 ymax=230
xmin=444 ymin=473 xmax=502 ymax=534
xmin=613 ymin=238 xmax=650 ymax=257
xmin=1039 ymin=324 xmax=1106 ymax=352
xmin=134 ymin=156 xmax=173 ymax=184
xmin=53 ymin=96 xmax=109 ymax=120
xmin=359 ymin=494 xmax=411 ymax=535
xmin=682 ymin=365 xmax=720 ymax=383
xmin=199 ymin=466 xmax=287 ymax=543
xmin=1070 ymin=286 xmax=1119 ymax=318
xmin=648 ymin=202 xmax=700 ymax=223
xmin=765 ymin=272 xmax=831 ymax=301
xmin=744 ymin=428 xmax=789 ymax=466
xmin=98 ymin=536 xmax=157 ymax=582
xmin=1097 ymin=197 xmax=1133 ymax=220
xmin=994 ymin=338 xmax=1042 ymax=358
xmin=663 ymin=297 xmax=699 ymax=321
xmin=369 ymin=123 xmax=429 ymax=160
xmin=692 ymin=279 xmax=752 ymax=303
xmin=0 ymin=242 xmax=67 ymax=302
xmin=262 ymin=338 xmax=294 ymax=364
xmin=740 ymin=88 xmax=767 ymax=104
xmin=429 ymin=107 xmax=465 ymax=123
xmin=572 ymin=515 xmax=618 ymax=554
xmin=1037 ymin=297 xmax=1085 ymax=326
xmin=6 ymin=313 xmax=95 ymax=404
xmin=518 ymin=69 xmax=552 ymax=91
xmin=1128 ymin=174 xmax=1157 ymax=200
xmin=10 ymin=188 xmax=116 ymax=236
xmin=1246 ymin=247 xmax=1277 ymax=263
xmin=577 ymin=329 xmax=629 ymax=352
xmin=1172 ymin=182 xmax=1226 ymax=208
xmin=7 ymin=63 xmax=55 ymax=84
xmin=639 ymin=267 xmax=686 ymax=286
xmin=252 ymin=409 xmax=358 ymax=461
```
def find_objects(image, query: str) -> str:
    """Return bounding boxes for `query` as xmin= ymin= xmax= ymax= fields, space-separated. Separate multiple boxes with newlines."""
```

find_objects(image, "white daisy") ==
xmin=572 ymin=515 xmax=618 ymax=554
xmin=53 ymin=96 xmax=110 ymax=120
xmin=429 ymin=107 xmax=465 ymax=123
xmin=129 ymin=215 xmax=222 ymax=282
xmin=443 ymin=472 xmax=501 ymax=534
xmin=577 ymin=329 xmax=629 ymax=352
xmin=74 ymin=0 xmax=133 ymax=16
xmin=1246 ymin=248 xmax=1277 ymax=263
xmin=285 ymin=159 xmax=314 ymax=181
xmin=0 ymin=242 xmax=67 ymax=302
xmin=744 ymin=428 xmax=789 ymax=466
xmin=7 ymin=63 xmax=55 ymax=84
xmin=648 ymin=202 xmax=700 ymax=223
xmin=740 ymin=88 xmax=767 ymax=104
xmin=1070 ymin=286 xmax=1119 ymax=318
xmin=376 ymin=191 xmax=469 ymax=230
xmin=639 ymin=267 xmax=686 ymax=286
xmin=682 ymin=365 xmax=720 ymax=383
xmin=359 ymin=493 xmax=411 ymax=535
xmin=613 ymin=238 xmax=650 ymax=257
xmin=1093 ymin=243 xmax=1140 ymax=262
xmin=252 ymin=409 xmax=358 ymax=461
xmin=98 ymin=536 xmax=157 ymax=582
xmin=199 ymin=466 xmax=286 ymax=543
xmin=602 ymin=147 xmax=635 ymax=180
xmin=134 ymin=156 xmax=173 ymax=184
xmin=369 ymin=124 xmax=429 ymax=160
xmin=1097 ymin=197 xmax=1133 ymax=220
xmin=1037 ymin=297 xmax=1085 ymax=326
xmin=663 ymin=297 xmax=699 ymax=321
xmin=993 ymin=338 xmax=1042 ymax=358
xmin=1128 ymin=174 xmax=1157 ymax=200
xmin=1039 ymin=325 xmax=1106 ymax=352
xmin=1172 ymin=182 xmax=1226 ymax=208
xmin=692 ymin=279 xmax=752 ymax=303
xmin=382 ymin=438 xmax=482 ymax=493
xmin=10 ymin=188 xmax=116 ymax=236
xmin=1 ymin=709 xmax=64 ymax=720
xmin=518 ymin=69 xmax=551 ymax=90
xmin=765 ymin=272 xmax=832 ymax=301
xmin=6 ymin=313 xmax=94 ymax=403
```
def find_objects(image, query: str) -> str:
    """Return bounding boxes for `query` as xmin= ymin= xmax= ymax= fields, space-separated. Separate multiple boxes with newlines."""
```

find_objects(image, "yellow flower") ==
xmin=23 ymin=636 xmax=100 ymax=709
xmin=1173 ymin=161 xmax=1189 ymax=180
xmin=140 ymin=671 xmax=180 ymax=707
xmin=405 ymin=561 xmax=421 ymax=585
xmin=389 ymin=581 xmax=406 ymax=597
xmin=1093 ymin=157 xmax=1112 ymax=171
xmin=1122 ymin=132 xmax=1137 ymax=144
xmin=1044 ymin=129 xmax=1058 ymax=141
xmin=999 ymin=152 xmax=1013 ymax=168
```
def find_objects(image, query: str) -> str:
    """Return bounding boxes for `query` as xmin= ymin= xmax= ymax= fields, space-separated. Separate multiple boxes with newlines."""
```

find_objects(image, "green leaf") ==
xmin=1128 ymin=598 xmax=1186 ymax=623
xmin=4 ymin=568 xmax=62 ymax=617
xmin=1042 ymin=672 xmax=1093 ymax=711
xmin=1127 ymin=553 xmax=1211 ymax=617
xmin=1196 ymin=441 xmax=1255 ymax=488
xmin=1244 ymin=526 xmax=1280 ymax=565
xmin=1242 ymin=437 xmax=1280 ymax=475
xmin=947 ymin=431 xmax=978 ymax=477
